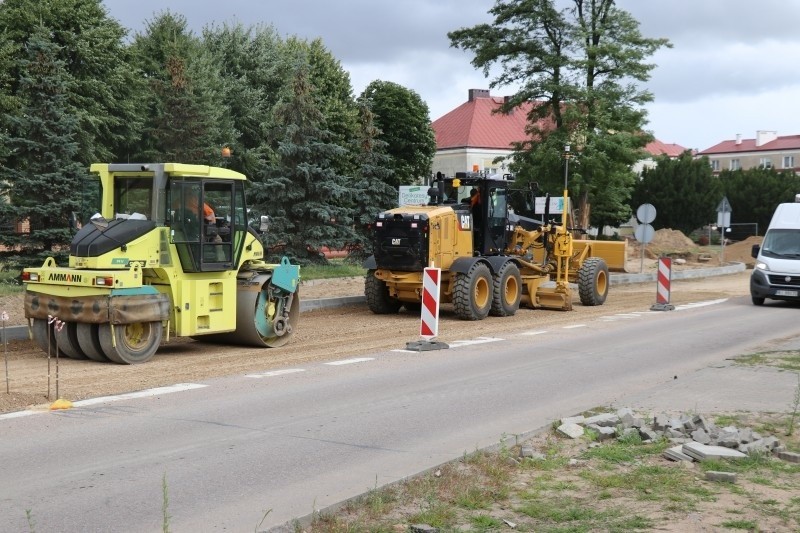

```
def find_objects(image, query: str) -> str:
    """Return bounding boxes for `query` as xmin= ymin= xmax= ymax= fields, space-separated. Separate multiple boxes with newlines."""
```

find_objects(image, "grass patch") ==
xmin=733 ymin=350 xmax=800 ymax=372
xmin=0 ymin=268 xmax=22 ymax=296
xmin=306 ymin=411 xmax=800 ymax=532
xmin=300 ymin=260 xmax=366 ymax=281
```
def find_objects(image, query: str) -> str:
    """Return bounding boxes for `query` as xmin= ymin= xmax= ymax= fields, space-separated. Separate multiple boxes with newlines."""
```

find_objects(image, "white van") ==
xmin=750 ymin=194 xmax=800 ymax=305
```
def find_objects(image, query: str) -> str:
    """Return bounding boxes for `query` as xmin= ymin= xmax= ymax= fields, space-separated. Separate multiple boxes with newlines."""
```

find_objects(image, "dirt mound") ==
xmin=722 ymin=235 xmax=762 ymax=267
xmin=648 ymin=228 xmax=696 ymax=253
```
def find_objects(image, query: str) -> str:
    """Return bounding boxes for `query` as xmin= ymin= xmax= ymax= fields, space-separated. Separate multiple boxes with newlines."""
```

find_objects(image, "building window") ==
xmin=783 ymin=155 xmax=795 ymax=168
xmin=730 ymin=159 xmax=741 ymax=170
xmin=759 ymin=157 xmax=773 ymax=169
xmin=710 ymin=160 xmax=720 ymax=171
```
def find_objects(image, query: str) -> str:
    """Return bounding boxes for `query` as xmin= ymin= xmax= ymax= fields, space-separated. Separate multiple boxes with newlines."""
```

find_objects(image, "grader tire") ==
xmin=76 ymin=323 xmax=111 ymax=362
xmin=578 ymin=257 xmax=609 ymax=306
xmin=453 ymin=263 xmax=492 ymax=320
xmin=99 ymin=321 xmax=163 ymax=364
xmin=490 ymin=262 xmax=522 ymax=317
xmin=365 ymin=270 xmax=401 ymax=314
xmin=54 ymin=322 xmax=88 ymax=359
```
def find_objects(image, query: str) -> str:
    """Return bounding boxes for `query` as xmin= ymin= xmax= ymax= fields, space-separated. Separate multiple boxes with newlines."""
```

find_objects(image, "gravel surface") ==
xmin=0 ymin=264 xmax=752 ymax=415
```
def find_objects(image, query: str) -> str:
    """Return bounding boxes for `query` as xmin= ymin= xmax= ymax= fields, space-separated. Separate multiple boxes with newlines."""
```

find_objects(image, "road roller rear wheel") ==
xmin=98 ymin=321 xmax=163 ymax=364
xmin=31 ymin=318 xmax=68 ymax=358
xmin=54 ymin=322 xmax=88 ymax=359
xmin=77 ymin=323 xmax=111 ymax=362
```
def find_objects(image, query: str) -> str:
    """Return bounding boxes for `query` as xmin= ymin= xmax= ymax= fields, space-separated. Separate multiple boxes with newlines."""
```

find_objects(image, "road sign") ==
xmin=716 ymin=196 xmax=732 ymax=213
xmin=636 ymin=203 xmax=656 ymax=224
xmin=634 ymin=223 xmax=655 ymax=244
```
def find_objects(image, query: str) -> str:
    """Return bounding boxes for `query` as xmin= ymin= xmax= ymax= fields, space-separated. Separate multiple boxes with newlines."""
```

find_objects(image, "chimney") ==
xmin=468 ymin=89 xmax=490 ymax=102
xmin=756 ymin=130 xmax=777 ymax=147
xmin=735 ymin=134 xmax=742 ymax=145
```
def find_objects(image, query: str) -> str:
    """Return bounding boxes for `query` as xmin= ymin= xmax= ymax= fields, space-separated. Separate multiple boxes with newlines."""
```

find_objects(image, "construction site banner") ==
xmin=398 ymin=186 xmax=429 ymax=206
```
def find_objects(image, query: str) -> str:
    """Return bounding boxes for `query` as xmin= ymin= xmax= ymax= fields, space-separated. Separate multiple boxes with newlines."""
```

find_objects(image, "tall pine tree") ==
xmin=349 ymin=97 xmax=397 ymax=259
xmin=250 ymin=64 xmax=357 ymax=264
xmin=0 ymin=26 xmax=87 ymax=269
xmin=128 ymin=11 xmax=233 ymax=164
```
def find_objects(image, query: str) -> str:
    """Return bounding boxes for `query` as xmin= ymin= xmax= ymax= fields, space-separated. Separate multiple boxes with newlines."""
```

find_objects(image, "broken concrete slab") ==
xmin=663 ymin=445 xmax=694 ymax=462
xmin=774 ymin=450 xmax=800 ymax=464
xmin=557 ymin=422 xmax=584 ymax=439
xmin=584 ymin=413 xmax=619 ymax=427
xmin=682 ymin=442 xmax=747 ymax=461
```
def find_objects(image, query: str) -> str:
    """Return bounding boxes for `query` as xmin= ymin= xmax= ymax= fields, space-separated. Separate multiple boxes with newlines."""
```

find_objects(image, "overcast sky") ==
xmin=101 ymin=0 xmax=800 ymax=152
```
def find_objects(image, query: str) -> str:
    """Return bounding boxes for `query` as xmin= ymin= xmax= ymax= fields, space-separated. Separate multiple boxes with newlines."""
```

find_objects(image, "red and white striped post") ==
xmin=651 ymin=256 xmax=675 ymax=311
xmin=420 ymin=267 xmax=441 ymax=338
xmin=406 ymin=266 xmax=449 ymax=351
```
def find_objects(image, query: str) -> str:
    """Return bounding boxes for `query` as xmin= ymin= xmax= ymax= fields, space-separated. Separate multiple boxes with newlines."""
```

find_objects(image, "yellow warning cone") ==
xmin=49 ymin=398 xmax=73 ymax=410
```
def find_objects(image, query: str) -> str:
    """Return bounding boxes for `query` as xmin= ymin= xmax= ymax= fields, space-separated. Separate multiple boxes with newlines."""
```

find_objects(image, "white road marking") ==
xmin=674 ymin=298 xmax=728 ymax=310
xmin=520 ymin=330 xmax=548 ymax=336
xmin=1 ymin=383 xmax=208 ymax=420
xmin=72 ymin=383 xmax=208 ymax=407
xmin=446 ymin=337 xmax=504 ymax=348
xmin=562 ymin=324 xmax=587 ymax=329
xmin=246 ymin=369 xmax=305 ymax=378
xmin=325 ymin=357 xmax=374 ymax=366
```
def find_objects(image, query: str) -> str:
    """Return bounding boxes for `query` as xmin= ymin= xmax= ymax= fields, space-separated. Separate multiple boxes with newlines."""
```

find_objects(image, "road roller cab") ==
xmin=22 ymin=163 xmax=300 ymax=364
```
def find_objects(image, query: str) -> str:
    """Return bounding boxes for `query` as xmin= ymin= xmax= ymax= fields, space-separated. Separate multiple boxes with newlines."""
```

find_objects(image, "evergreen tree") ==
xmin=449 ymin=0 xmax=670 ymax=229
xmin=719 ymin=168 xmax=800 ymax=237
xmin=360 ymin=80 xmax=436 ymax=187
xmin=128 ymin=11 xmax=233 ymax=164
xmin=349 ymin=98 xmax=397 ymax=259
xmin=250 ymin=65 xmax=357 ymax=264
xmin=630 ymin=152 xmax=721 ymax=235
xmin=201 ymin=23 xmax=289 ymax=177
xmin=0 ymin=0 xmax=144 ymax=163
xmin=0 ymin=27 xmax=87 ymax=269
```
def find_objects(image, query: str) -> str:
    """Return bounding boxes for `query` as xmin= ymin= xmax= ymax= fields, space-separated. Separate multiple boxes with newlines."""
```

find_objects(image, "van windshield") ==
xmin=761 ymin=229 xmax=800 ymax=258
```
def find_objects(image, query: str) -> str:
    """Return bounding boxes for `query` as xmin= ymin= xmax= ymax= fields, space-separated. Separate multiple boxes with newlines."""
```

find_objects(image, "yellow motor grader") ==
xmin=22 ymin=163 xmax=300 ymax=364
xmin=364 ymin=171 xmax=627 ymax=320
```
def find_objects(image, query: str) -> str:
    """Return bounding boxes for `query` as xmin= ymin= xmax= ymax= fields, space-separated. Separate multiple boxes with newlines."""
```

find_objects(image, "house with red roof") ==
xmin=431 ymin=89 xmax=532 ymax=177
xmin=432 ymin=89 xmax=686 ymax=178
xmin=697 ymin=131 xmax=800 ymax=174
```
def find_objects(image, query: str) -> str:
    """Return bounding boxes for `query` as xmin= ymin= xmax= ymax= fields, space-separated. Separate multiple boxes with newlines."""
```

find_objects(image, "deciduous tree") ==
xmin=449 ymin=0 xmax=670 ymax=229
xmin=360 ymin=80 xmax=436 ymax=187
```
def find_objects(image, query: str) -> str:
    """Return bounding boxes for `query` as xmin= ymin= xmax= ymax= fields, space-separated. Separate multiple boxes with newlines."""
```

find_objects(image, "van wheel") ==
xmin=751 ymin=296 xmax=765 ymax=306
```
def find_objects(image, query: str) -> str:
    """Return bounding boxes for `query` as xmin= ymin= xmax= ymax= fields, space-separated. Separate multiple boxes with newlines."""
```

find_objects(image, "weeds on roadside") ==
xmin=162 ymin=473 xmax=171 ymax=533
xmin=787 ymin=373 xmax=800 ymax=436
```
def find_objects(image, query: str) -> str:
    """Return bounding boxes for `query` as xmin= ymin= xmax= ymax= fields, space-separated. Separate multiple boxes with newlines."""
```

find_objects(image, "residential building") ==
xmin=432 ymin=89 xmax=686 ymax=179
xmin=634 ymin=139 xmax=690 ymax=175
xmin=431 ymin=89 xmax=532 ymax=179
xmin=697 ymin=131 xmax=800 ymax=173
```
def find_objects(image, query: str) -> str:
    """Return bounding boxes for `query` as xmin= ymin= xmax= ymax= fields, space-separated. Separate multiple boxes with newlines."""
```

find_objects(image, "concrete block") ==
xmin=663 ymin=445 xmax=694 ymax=462
xmin=639 ymin=428 xmax=660 ymax=441
xmin=587 ymin=424 xmax=616 ymax=441
xmin=615 ymin=407 xmax=635 ymax=418
xmin=681 ymin=416 xmax=696 ymax=431
xmin=653 ymin=414 xmax=670 ymax=431
xmin=691 ymin=428 xmax=711 ymax=444
xmin=738 ymin=427 xmax=754 ymax=444
xmin=682 ymin=442 xmax=747 ymax=461
xmin=693 ymin=414 xmax=713 ymax=432
xmin=584 ymin=413 xmax=619 ymax=427
xmin=705 ymin=471 xmax=737 ymax=483
xmin=774 ymin=451 xmax=800 ymax=464
xmin=519 ymin=446 xmax=535 ymax=458
xmin=716 ymin=429 xmax=739 ymax=448
xmin=557 ymin=422 xmax=584 ymax=439
xmin=561 ymin=415 xmax=586 ymax=425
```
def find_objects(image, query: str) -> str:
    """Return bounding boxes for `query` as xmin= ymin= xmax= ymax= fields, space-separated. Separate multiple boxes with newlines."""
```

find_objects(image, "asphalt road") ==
xmin=1 ymin=293 xmax=798 ymax=532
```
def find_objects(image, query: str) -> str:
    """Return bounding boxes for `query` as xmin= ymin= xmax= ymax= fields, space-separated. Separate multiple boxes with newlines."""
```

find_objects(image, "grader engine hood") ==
xmin=373 ymin=211 xmax=431 ymax=271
